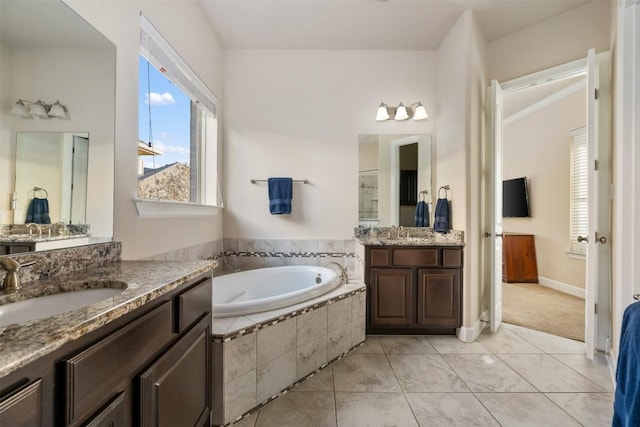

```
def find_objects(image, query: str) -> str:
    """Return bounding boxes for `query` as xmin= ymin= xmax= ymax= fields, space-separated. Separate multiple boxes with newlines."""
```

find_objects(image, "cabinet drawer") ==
xmin=64 ymin=301 xmax=174 ymax=424
xmin=176 ymin=278 xmax=212 ymax=333
xmin=393 ymin=249 xmax=438 ymax=266
xmin=0 ymin=379 xmax=42 ymax=427
xmin=369 ymin=248 xmax=391 ymax=266
xmin=442 ymin=249 xmax=462 ymax=267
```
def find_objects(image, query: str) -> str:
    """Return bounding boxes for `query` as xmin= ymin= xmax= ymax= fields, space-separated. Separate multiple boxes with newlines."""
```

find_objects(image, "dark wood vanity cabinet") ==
xmin=365 ymin=246 xmax=463 ymax=334
xmin=0 ymin=272 xmax=212 ymax=427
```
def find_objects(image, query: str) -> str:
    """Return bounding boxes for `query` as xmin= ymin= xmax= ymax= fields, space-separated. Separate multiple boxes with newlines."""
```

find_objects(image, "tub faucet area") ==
xmin=324 ymin=261 xmax=349 ymax=284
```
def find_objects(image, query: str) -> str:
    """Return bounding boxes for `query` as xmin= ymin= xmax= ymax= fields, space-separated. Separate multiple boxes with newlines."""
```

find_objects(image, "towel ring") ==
xmin=438 ymin=185 xmax=450 ymax=199
xmin=32 ymin=187 xmax=48 ymax=199
xmin=419 ymin=190 xmax=428 ymax=202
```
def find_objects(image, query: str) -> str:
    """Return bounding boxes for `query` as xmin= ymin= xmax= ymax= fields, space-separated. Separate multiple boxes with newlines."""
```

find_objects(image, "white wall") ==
xmin=488 ymin=1 xmax=612 ymax=82
xmin=436 ymin=10 xmax=488 ymax=333
xmin=223 ymin=49 xmax=436 ymax=239
xmin=65 ymin=0 xmax=225 ymax=259
xmin=4 ymin=47 xmax=115 ymax=236
xmin=503 ymin=89 xmax=586 ymax=289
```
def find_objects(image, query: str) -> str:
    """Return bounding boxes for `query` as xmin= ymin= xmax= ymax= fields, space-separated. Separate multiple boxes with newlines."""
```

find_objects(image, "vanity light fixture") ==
xmin=9 ymin=99 xmax=69 ymax=119
xmin=376 ymin=102 xmax=428 ymax=121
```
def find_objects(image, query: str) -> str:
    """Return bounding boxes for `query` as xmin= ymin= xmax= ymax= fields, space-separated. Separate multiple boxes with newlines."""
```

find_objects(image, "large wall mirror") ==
xmin=358 ymin=134 xmax=432 ymax=227
xmin=0 ymin=0 xmax=116 ymax=246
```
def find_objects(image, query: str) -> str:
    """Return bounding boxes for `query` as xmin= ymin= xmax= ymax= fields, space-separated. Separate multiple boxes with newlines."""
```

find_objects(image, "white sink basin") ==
xmin=0 ymin=288 xmax=123 ymax=327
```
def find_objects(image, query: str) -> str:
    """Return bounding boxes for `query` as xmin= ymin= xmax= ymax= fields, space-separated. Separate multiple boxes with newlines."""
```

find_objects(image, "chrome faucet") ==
xmin=0 ymin=257 xmax=35 ymax=292
xmin=324 ymin=262 xmax=349 ymax=284
xmin=398 ymin=226 xmax=407 ymax=239
xmin=26 ymin=223 xmax=42 ymax=236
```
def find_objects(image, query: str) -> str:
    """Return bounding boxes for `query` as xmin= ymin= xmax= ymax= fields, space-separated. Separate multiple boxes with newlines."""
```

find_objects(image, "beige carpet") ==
xmin=502 ymin=282 xmax=585 ymax=342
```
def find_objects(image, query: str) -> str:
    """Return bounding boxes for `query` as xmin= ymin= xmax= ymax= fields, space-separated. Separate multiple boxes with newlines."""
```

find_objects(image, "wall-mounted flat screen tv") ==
xmin=503 ymin=177 xmax=530 ymax=218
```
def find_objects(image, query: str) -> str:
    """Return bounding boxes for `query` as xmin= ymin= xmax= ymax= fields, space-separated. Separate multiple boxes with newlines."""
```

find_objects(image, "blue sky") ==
xmin=138 ymin=56 xmax=191 ymax=169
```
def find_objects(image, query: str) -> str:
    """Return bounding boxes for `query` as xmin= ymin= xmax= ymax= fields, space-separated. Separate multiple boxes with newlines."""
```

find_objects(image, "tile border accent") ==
xmin=212 ymin=287 xmax=366 ymax=343
xmin=216 ymin=340 xmax=365 ymax=427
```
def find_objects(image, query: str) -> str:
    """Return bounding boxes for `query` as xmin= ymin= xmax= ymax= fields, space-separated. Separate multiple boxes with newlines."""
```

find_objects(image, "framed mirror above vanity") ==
xmin=358 ymin=134 xmax=432 ymax=227
xmin=0 ymin=0 xmax=116 ymax=251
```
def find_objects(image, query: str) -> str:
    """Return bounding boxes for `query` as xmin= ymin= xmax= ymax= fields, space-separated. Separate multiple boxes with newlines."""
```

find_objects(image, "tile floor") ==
xmin=232 ymin=323 xmax=615 ymax=427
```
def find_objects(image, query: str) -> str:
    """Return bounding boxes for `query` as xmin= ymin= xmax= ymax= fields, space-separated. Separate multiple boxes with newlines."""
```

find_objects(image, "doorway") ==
xmin=486 ymin=51 xmax=612 ymax=358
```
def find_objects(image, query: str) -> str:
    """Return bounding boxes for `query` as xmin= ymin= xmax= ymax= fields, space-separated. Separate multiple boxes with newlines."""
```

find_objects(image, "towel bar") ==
xmin=250 ymin=179 xmax=309 ymax=184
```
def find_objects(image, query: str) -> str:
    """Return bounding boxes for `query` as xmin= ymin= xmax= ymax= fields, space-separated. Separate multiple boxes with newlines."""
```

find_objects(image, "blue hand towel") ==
xmin=433 ymin=197 xmax=449 ymax=233
xmin=614 ymin=302 xmax=640 ymax=426
xmin=268 ymin=177 xmax=293 ymax=215
xmin=26 ymin=197 xmax=51 ymax=224
xmin=414 ymin=201 xmax=429 ymax=227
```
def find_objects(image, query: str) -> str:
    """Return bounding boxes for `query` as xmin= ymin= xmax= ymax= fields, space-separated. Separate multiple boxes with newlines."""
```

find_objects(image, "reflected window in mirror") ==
xmin=138 ymin=15 xmax=220 ymax=206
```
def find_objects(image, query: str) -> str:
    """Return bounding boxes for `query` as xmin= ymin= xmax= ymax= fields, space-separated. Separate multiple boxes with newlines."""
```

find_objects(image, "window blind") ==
xmin=140 ymin=14 xmax=217 ymax=117
xmin=570 ymin=127 xmax=588 ymax=254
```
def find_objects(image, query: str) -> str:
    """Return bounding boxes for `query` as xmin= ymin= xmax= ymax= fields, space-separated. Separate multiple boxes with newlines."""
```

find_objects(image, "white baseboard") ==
xmin=457 ymin=310 xmax=488 ymax=342
xmin=538 ymin=276 xmax=585 ymax=299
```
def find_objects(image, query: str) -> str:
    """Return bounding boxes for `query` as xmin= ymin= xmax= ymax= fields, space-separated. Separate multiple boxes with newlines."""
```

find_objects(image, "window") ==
xmin=138 ymin=14 xmax=219 ymax=209
xmin=569 ymin=127 xmax=587 ymax=255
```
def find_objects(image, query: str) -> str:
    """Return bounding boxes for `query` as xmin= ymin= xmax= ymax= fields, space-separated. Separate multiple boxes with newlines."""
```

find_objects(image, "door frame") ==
xmin=487 ymin=52 xmax=612 ymax=355
xmin=615 ymin=0 xmax=640 ymax=353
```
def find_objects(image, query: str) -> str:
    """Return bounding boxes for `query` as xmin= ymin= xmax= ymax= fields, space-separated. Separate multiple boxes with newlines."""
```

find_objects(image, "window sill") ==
xmin=566 ymin=250 xmax=586 ymax=260
xmin=134 ymin=199 xmax=221 ymax=218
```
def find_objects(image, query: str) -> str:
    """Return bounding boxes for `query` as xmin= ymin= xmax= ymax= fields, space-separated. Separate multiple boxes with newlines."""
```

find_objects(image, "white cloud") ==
xmin=152 ymin=141 xmax=190 ymax=156
xmin=146 ymin=92 xmax=176 ymax=106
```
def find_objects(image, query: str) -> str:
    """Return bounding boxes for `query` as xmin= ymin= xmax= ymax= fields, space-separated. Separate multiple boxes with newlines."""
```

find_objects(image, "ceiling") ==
xmin=0 ymin=0 xmax=114 ymax=49
xmin=199 ymin=0 xmax=594 ymax=51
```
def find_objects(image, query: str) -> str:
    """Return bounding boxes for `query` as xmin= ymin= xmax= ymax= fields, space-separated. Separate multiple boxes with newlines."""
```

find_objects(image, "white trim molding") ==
xmin=457 ymin=311 xmax=488 ymax=342
xmin=504 ymin=79 xmax=586 ymax=125
xmin=134 ymin=199 xmax=221 ymax=218
xmin=538 ymin=276 xmax=585 ymax=299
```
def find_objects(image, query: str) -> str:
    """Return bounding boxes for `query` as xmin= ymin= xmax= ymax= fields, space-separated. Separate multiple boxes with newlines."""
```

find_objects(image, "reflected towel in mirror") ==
xmin=414 ymin=200 xmax=429 ymax=227
xmin=26 ymin=197 xmax=51 ymax=224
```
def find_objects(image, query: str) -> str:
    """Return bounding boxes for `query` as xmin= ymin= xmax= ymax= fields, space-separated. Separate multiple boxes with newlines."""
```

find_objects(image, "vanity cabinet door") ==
xmin=369 ymin=268 xmax=414 ymax=326
xmin=139 ymin=316 xmax=211 ymax=427
xmin=83 ymin=392 xmax=125 ymax=427
xmin=0 ymin=379 xmax=42 ymax=427
xmin=417 ymin=268 xmax=461 ymax=327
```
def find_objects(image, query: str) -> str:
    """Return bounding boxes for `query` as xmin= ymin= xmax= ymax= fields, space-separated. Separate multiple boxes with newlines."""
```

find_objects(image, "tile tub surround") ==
xmin=211 ymin=283 xmax=366 ymax=425
xmin=222 ymin=238 xmax=357 ymax=276
xmin=0 ymin=259 xmax=215 ymax=377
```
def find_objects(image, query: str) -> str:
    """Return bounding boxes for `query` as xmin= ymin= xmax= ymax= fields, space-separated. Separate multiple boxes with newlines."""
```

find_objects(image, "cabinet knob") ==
xmin=596 ymin=234 xmax=607 ymax=244
xmin=577 ymin=235 xmax=588 ymax=243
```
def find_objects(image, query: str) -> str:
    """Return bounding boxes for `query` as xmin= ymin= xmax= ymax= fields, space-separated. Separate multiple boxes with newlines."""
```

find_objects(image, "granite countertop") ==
xmin=354 ymin=227 xmax=465 ymax=246
xmin=0 ymin=233 xmax=89 ymax=243
xmin=0 ymin=259 xmax=215 ymax=378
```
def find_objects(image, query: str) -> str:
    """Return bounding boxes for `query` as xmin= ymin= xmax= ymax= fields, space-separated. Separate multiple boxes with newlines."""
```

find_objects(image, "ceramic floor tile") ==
xmin=443 ymin=353 xmax=536 ymax=392
xmin=477 ymin=328 xmax=544 ymax=353
xmin=332 ymin=353 xmax=401 ymax=392
xmin=378 ymin=335 xmax=437 ymax=353
xmin=504 ymin=323 xmax=586 ymax=354
xmin=351 ymin=336 xmax=384 ymax=354
xmin=544 ymin=392 xmax=614 ymax=426
xmin=475 ymin=393 xmax=582 ymax=426
xmin=552 ymin=353 xmax=614 ymax=392
xmin=498 ymin=354 xmax=608 ymax=392
xmin=255 ymin=391 xmax=336 ymax=427
xmin=387 ymin=353 xmax=469 ymax=392
xmin=294 ymin=367 xmax=334 ymax=392
xmin=335 ymin=392 xmax=418 ymax=427
xmin=405 ymin=393 xmax=500 ymax=427
xmin=427 ymin=335 xmax=491 ymax=354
